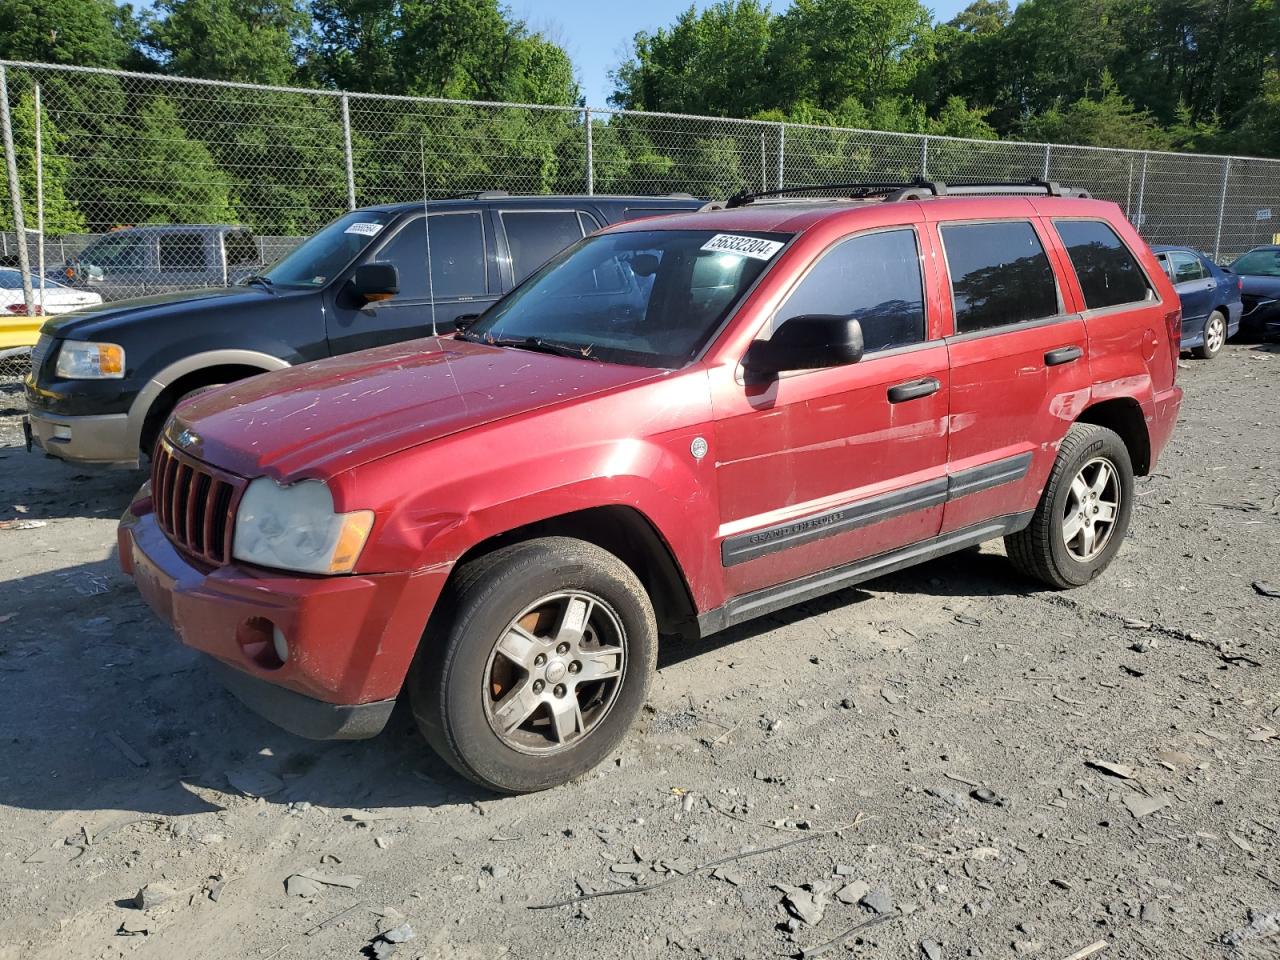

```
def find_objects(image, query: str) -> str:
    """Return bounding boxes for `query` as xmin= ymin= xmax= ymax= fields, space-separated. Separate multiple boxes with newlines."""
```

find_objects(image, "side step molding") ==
xmin=697 ymin=511 xmax=1034 ymax=636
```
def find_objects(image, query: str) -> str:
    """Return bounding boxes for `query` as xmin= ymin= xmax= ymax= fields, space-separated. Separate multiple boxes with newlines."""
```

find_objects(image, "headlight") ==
xmin=232 ymin=478 xmax=374 ymax=575
xmin=55 ymin=340 xmax=125 ymax=379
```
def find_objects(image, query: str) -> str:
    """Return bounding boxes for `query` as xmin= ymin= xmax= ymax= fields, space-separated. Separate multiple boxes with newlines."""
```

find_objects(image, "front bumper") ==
xmin=118 ymin=496 xmax=448 ymax=740
xmin=26 ymin=408 xmax=137 ymax=466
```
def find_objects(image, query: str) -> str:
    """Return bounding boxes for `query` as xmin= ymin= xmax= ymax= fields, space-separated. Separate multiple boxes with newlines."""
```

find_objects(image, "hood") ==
xmin=40 ymin=286 xmax=278 ymax=341
xmin=169 ymin=336 xmax=666 ymax=479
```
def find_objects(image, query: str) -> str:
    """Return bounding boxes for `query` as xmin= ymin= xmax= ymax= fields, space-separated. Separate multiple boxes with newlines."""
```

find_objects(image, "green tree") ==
xmin=0 ymin=0 xmax=133 ymax=66
xmin=0 ymin=89 xmax=85 ymax=233
xmin=769 ymin=0 xmax=933 ymax=112
xmin=309 ymin=0 xmax=579 ymax=105
xmin=610 ymin=1 xmax=774 ymax=117
xmin=143 ymin=0 xmax=309 ymax=85
xmin=128 ymin=95 xmax=234 ymax=224
xmin=1021 ymin=72 xmax=1172 ymax=150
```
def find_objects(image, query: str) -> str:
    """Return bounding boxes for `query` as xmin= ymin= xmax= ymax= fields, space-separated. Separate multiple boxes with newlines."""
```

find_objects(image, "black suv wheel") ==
xmin=410 ymin=537 xmax=657 ymax=793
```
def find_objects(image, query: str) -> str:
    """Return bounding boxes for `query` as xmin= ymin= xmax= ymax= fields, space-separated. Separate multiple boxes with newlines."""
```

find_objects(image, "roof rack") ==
xmin=723 ymin=177 xmax=1091 ymax=207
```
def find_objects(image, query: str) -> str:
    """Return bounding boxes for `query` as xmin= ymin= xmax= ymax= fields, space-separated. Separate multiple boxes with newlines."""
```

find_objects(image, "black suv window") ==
xmin=942 ymin=221 xmax=1058 ymax=334
xmin=224 ymin=230 xmax=260 ymax=267
xmin=503 ymin=211 xmax=585 ymax=283
xmin=1055 ymin=220 xmax=1152 ymax=308
xmin=769 ymin=228 xmax=925 ymax=353
xmin=158 ymin=233 xmax=208 ymax=271
xmin=373 ymin=212 xmax=487 ymax=301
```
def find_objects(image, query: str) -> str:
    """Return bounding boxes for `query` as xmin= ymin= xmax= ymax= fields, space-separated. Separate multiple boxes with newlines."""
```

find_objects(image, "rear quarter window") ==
xmin=1054 ymin=220 xmax=1153 ymax=309
xmin=941 ymin=221 xmax=1059 ymax=334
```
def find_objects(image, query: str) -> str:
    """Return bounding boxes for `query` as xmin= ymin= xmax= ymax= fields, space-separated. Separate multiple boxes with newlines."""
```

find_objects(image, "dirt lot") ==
xmin=1 ymin=346 xmax=1278 ymax=960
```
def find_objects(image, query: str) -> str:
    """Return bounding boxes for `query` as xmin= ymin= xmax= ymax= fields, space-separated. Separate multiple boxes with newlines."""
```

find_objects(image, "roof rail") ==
xmin=448 ymin=190 xmax=511 ymax=200
xmin=724 ymin=177 xmax=1090 ymax=207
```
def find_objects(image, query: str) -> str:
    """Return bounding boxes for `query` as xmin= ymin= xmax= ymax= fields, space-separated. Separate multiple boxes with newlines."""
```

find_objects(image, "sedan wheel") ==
xmin=1194 ymin=311 xmax=1226 ymax=359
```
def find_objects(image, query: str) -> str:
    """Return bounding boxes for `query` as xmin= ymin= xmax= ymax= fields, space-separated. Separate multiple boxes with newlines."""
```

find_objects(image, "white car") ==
xmin=0 ymin=268 xmax=103 ymax=316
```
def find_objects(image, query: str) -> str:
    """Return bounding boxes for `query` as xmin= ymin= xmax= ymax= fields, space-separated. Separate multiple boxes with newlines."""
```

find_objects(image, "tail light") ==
xmin=6 ymin=303 xmax=43 ymax=315
xmin=1165 ymin=307 xmax=1181 ymax=381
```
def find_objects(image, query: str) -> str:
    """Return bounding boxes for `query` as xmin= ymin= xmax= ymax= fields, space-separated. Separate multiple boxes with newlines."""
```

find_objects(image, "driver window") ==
xmin=765 ymin=229 xmax=926 ymax=353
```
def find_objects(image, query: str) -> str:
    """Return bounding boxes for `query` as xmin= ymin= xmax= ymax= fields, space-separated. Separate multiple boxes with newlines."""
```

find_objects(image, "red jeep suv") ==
xmin=119 ymin=181 xmax=1183 ymax=793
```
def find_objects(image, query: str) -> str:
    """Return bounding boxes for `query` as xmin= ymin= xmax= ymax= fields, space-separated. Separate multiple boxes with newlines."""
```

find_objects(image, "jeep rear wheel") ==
xmin=410 ymin=537 xmax=657 ymax=793
xmin=1005 ymin=423 xmax=1134 ymax=589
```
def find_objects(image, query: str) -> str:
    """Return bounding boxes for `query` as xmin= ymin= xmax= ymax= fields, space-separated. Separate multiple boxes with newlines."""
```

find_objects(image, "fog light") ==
xmin=51 ymin=423 xmax=72 ymax=441
xmin=272 ymin=626 xmax=289 ymax=664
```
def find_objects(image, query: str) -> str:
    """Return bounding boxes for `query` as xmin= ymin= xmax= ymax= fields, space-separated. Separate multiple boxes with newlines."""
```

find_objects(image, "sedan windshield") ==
xmin=1230 ymin=248 xmax=1280 ymax=277
xmin=260 ymin=210 xmax=397 ymax=288
xmin=464 ymin=229 xmax=789 ymax=367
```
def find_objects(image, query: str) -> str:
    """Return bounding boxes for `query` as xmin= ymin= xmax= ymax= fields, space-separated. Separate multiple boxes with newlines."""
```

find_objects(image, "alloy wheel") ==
xmin=481 ymin=591 xmax=626 ymax=755
xmin=1061 ymin=456 xmax=1121 ymax=562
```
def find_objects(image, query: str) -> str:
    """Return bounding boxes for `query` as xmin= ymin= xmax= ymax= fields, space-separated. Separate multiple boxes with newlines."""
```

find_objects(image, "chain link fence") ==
xmin=2 ymin=58 xmax=1280 ymax=385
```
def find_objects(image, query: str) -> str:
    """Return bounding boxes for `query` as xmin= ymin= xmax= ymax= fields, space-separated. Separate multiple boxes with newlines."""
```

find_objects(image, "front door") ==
xmin=934 ymin=217 xmax=1092 ymax=534
xmin=711 ymin=226 xmax=951 ymax=599
xmin=1169 ymin=250 xmax=1216 ymax=331
xmin=326 ymin=209 xmax=498 ymax=355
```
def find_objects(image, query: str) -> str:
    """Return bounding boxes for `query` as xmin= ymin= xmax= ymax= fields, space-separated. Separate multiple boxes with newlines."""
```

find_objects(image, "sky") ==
xmin=514 ymin=0 xmax=994 ymax=110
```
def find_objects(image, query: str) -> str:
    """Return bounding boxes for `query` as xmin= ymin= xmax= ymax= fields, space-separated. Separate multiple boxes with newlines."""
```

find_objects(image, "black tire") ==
xmin=1005 ymin=423 xmax=1134 ymax=589
xmin=409 ymin=537 xmax=657 ymax=794
xmin=1192 ymin=309 xmax=1227 ymax=359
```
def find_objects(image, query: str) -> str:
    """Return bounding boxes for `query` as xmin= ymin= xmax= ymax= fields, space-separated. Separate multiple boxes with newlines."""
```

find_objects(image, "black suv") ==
xmin=24 ymin=194 xmax=701 ymax=467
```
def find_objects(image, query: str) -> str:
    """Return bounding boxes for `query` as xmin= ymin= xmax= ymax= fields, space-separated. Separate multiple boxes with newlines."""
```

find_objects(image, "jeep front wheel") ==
xmin=1005 ymin=423 xmax=1134 ymax=589
xmin=410 ymin=537 xmax=657 ymax=793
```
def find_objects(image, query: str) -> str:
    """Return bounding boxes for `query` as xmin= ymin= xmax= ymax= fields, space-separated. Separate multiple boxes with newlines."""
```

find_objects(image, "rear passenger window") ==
xmin=1054 ymin=220 xmax=1152 ymax=309
xmin=941 ymin=221 xmax=1059 ymax=333
xmin=224 ymin=230 xmax=260 ymax=266
xmin=503 ymin=211 xmax=585 ymax=283
xmin=374 ymin=213 xmax=487 ymax=301
xmin=768 ymin=229 xmax=925 ymax=353
xmin=1170 ymin=251 xmax=1206 ymax=283
xmin=158 ymin=233 xmax=208 ymax=271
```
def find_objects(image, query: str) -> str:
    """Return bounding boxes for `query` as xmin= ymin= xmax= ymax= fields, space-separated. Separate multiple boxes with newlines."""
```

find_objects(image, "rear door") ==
xmin=935 ymin=215 xmax=1092 ymax=535
xmin=1169 ymin=250 xmax=1216 ymax=328
xmin=711 ymin=225 xmax=951 ymax=598
xmin=494 ymin=208 xmax=588 ymax=289
xmin=326 ymin=209 xmax=498 ymax=354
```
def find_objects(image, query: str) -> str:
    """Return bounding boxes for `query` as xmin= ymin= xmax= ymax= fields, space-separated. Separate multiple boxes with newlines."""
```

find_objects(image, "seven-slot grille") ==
xmin=151 ymin=441 xmax=246 ymax=564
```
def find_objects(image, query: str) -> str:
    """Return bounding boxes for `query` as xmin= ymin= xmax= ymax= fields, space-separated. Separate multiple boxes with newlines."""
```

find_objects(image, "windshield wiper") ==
xmin=490 ymin=336 xmax=600 ymax=361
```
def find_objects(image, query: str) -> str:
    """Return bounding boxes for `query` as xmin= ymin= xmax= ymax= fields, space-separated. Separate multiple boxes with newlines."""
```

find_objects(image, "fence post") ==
xmin=760 ymin=129 xmax=767 ymax=191
xmin=340 ymin=93 xmax=355 ymax=211
xmin=1135 ymin=153 xmax=1149 ymax=233
xmin=584 ymin=108 xmax=594 ymax=196
xmin=1213 ymin=157 xmax=1231 ymax=262
xmin=34 ymin=80 xmax=45 ymax=306
xmin=777 ymin=124 xmax=785 ymax=190
xmin=0 ymin=64 xmax=34 ymax=317
xmin=920 ymin=136 xmax=929 ymax=178
xmin=1042 ymin=143 xmax=1051 ymax=180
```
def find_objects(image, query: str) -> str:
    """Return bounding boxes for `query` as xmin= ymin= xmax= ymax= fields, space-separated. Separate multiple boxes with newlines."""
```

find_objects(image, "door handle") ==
xmin=1044 ymin=345 xmax=1084 ymax=366
xmin=887 ymin=377 xmax=941 ymax=403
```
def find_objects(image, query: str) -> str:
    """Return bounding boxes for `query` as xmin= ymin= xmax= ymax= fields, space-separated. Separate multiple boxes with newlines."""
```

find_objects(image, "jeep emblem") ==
xmin=175 ymin=428 xmax=198 ymax=449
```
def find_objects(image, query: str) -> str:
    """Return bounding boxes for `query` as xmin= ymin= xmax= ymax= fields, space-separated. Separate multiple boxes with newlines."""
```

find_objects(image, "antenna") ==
xmin=419 ymin=137 xmax=438 ymax=338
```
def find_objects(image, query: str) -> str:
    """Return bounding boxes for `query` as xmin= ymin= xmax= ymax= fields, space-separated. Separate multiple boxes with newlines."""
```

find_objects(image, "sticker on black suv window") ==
xmin=701 ymin=234 xmax=784 ymax=260
xmin=344 ymin=222 xmax=384 ymax=237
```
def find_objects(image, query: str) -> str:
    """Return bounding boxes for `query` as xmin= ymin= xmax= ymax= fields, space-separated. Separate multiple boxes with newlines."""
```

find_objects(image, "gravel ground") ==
xmin=1 ymin=345 xmax=1278 ymax=960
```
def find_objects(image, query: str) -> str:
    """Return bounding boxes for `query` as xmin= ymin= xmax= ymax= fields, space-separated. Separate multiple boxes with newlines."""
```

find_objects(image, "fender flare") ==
xmin=126 ymin=349 xmax=291 ymax=451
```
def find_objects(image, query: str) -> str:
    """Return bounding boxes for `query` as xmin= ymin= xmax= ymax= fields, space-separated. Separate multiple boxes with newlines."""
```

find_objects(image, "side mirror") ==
xmin=453 ymin=313 xmax=480 ymax=332
xmin=349 ymin=262 xmax=399 ymax=304
xmin=742 ymin=314 xmax=864 ymax=378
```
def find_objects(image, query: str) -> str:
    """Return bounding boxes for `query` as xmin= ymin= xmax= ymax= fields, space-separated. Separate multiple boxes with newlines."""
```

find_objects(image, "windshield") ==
xmin=261 ymin=210 xmax=397 ymax=288
xmin=79 ymin=233 xmax=144 ymax=269
xmin=465 ymin=229 xmax=789 ymax=367
xmin=1231 ymin=248 xmax=1280 ymax=277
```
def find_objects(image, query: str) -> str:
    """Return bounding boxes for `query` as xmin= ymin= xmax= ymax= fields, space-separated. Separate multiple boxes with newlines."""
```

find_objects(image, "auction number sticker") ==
xmin=344 ymin=222 xmax=384 ymax=236
xmin=700 ymin=234 xmax=785 ymax=260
